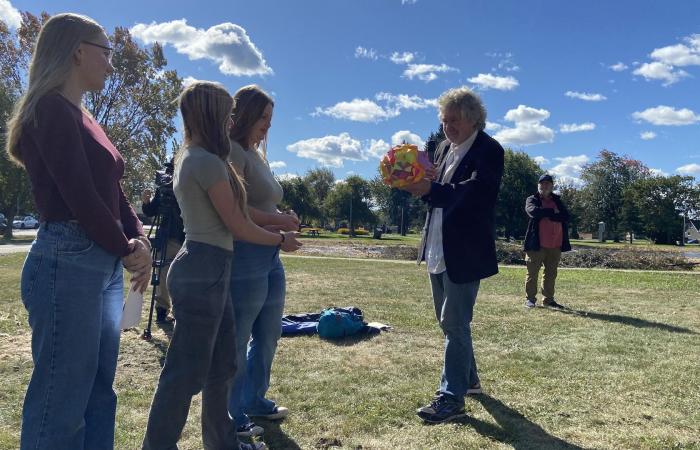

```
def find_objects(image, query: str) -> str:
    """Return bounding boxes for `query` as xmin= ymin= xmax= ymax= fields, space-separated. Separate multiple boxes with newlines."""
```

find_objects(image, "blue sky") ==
xmin=5 ymin=0 xmax=700 ymax=184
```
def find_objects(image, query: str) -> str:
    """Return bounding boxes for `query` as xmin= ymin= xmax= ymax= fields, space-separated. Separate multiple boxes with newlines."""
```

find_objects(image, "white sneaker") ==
xmin=250 ymin=406 xmax=289 ymax=420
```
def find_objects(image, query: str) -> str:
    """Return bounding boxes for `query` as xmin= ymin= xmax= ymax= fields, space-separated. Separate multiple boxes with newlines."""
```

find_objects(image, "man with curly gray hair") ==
xmin=401 ymin=86 xmax=504 ymax=424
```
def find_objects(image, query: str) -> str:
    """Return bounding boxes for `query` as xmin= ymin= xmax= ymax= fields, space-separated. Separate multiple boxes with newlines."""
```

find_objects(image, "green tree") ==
xmin=0 ymin=13 xmax=45 ymax=239
xmin=496 ymin=149 xmax=542 ymax=239
xmin=85 ymin=27 xmax=181 ymax=202
xmin=303 ymin=167 xmax=335 ymax=226
xmin=622 ymin=175 xmax=699 ymax=244
xmin=278 ymin=176 xmax=320 ymax=225
xmin=324 ymin=175 xmax=376 ymax=235
xmin=558 ymin=183 xmax=584 ymax=239
xmin=580 ymin=150 xmax=650 ymax=241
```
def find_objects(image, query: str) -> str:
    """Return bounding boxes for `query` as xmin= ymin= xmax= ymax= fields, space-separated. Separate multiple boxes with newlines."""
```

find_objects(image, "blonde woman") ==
xmin=142 ymin=81 xmax=301 ymax=450
xmin=226 ymin=85 xmax=300 ymax=437
xmin=5 ymin=13 xmax=152 ymax=449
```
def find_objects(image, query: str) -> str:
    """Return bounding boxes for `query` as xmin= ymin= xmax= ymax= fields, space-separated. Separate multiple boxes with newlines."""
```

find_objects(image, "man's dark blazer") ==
xmin=417 ymin=130 xmax=505 ymax=284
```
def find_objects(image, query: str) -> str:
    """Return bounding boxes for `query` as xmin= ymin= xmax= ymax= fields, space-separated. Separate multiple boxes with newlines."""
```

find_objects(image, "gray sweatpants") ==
xmin=143 ymin=240 xmax=239 ymax=450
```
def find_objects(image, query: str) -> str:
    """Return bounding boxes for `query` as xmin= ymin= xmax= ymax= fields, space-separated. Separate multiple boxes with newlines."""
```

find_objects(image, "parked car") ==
xmin=13 ymin=216 xmax=39 ymax=229
xmin=0 ymin=220 xmax=7 ymax=233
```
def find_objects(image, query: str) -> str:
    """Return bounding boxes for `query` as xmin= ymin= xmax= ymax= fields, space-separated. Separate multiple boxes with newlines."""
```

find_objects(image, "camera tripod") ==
xmin=141 ymin=204 xmax=177 ymax=341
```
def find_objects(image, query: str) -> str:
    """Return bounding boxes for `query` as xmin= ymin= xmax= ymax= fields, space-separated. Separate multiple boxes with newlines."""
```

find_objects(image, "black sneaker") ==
xmin=239 ymin=443 xmax=267 ymax=450
xmin=155 ymin=307 xmax=173 ymax=323
xmin=466 ymin=383 xmax=482 ymax=395
xmin=416 ymin=395 xmax=466 ymax=423
xmin=543 ymin=298 xmax=565 ymax=309
xmin=525 ymin=299 xmax=537 ymax=308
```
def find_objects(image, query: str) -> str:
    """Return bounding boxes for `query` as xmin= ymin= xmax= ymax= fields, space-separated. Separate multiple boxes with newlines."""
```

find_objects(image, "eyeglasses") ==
xmin=82 ymin=41 xmax=114 ymax=62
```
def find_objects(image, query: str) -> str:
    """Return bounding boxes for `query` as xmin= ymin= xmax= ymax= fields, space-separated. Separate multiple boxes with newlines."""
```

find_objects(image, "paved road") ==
xmin=0 ymin=229 xmax=36 ymax=254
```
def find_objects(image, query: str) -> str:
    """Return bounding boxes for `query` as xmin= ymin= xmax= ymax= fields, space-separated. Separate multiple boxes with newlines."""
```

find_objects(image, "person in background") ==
xmin=226 ymin=85 xmax=300 ymax=438
xmin=523 ymin=174 xmax=571 ymax=309
xmin=5 ymin=13 xmax=152 ymax=449
xmin=401 ymin=86 xmax=504 ymax=424
xmin=142 ymin=81 xmax=301 ymax=450
xmin=141 ymin=160 xmax=185 ymax=323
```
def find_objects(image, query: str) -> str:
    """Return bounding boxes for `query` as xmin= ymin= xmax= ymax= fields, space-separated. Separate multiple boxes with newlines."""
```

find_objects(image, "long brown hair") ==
xmin=177 ymin=81 xmax=248 ymax=216
xmin=229 ymin=84 xmax=274 ymax=158
xmin=5 ymin=13 xmax=105 ymax=167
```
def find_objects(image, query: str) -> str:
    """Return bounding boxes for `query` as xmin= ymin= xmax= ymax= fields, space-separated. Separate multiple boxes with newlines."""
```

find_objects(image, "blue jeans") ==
xmin=429 ymin=271 xmax=480 ymax=404
xmin=20 ymin=222 xmax=124 ymax=450
xmin=143 ymin=240 xmax=238 ymax=450
xmin=228 ymin=241 xmax=285 ymax=426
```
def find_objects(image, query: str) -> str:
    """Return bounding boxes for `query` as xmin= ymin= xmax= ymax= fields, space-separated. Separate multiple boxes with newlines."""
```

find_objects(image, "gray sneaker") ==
xmin=239 ymin=443 xmax=267 ymax=450
xmin=237 ymin=422 xmax=264 ymax=437
xmin=525 ymin=299 xmax=536 ymax=308
xmin=466 ymin=383 xmax=482 ymax=395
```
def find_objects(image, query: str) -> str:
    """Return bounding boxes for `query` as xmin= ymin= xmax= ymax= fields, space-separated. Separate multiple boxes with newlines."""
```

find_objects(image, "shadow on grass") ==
xmin=0 ymin=238 xmax=34 ymax=245
xmin=547 ymin=307 xmax=697 ymax=335
xmin=251 ymin=419 xmax=301 ymax=450
xmin=455 ymin=394 xmax=587 ymax=449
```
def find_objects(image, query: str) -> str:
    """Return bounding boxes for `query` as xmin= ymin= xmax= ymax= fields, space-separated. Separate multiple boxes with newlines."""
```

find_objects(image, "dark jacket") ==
xmin=523 ymin=193 xmax=571 ymax=252
xmin=142 ymin=189 xmax=185 ymax=244
xmin=418 ymin=131 xmax=505 ymax=284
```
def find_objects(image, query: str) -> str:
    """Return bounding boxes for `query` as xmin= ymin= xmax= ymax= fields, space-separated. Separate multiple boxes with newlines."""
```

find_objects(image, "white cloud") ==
xmin=355 ymin=46 xmax=378 ymax=60
xmin=633 ymin=62 xmax=688 ymax=86
xmin=131 ymin=19 xmax=272 ymax=76
xmin=367 ymin=139 xmax=390 ymax=159
xmin=559 ymin=122 xmax=596 ymax=133
xmin=467 ymin=73 xmax=519 ymax=91
xmin=313 ymin=98 xmax=396 ymax=122
xmin=533 ymin=156 xmax=549 ymax=166
xmin=0 ymin=0 xmax=21 ymax=29
xmin=375 ymin=92 xmax=437 ymax=110
xmin=313 ymin=92 xmax=436 ymax=122
xmin=494 ymin=105 xmax=554 ymax=146
xmin=276 ymin=173 xmax=300 ymax=181
xmin=632 ymin=105 xmax=700 ymax=126
xmin=485 ymin=121 xmax=503 ymax=132
xmin=486 ymin=52 xmax=520 ymax=72
xmin=391 ymin=130 xmax=424 ymax=149
xmin=504 ymin=105 xmax=550 ymax=124
xmin=390 ymin=51 xmax=415 ymax=64
xmin=609 ymin=62 xmax=629 ymax=72
xmin=287 ymin=133 xmax=367 ymax=168
xmin=182 ymin=76 xmax=203 ymax=87
xmin=268 ymin=161 xmax=287 ymax=169
xmin=403 ymin=63 xmax=458 ymax=82
xmin=401 ymin=0 xmax=418 ymax=4
xmin=677 ymin=163 xmax=700 ymax=177
xmin=649 ymin=168 xmax=668 ymax=177
xmin=649 ymin=35 xmax=700 ymax=67
xmin=548 ymin=155 xmax=590 ymax=186
xmin=565 ymin=91 xmax=607 ymax=101
xmin=640 ymin=131 xmax=657 ymax=140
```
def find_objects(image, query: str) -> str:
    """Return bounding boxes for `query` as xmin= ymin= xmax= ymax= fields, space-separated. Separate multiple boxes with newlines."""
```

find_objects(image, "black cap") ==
xmin=538 ymin=174 xmax=554 ymax=183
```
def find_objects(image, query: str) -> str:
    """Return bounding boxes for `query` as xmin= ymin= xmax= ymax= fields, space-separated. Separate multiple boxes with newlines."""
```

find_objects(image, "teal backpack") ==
xmin=317 ymin=307 xmax=365 ymax=339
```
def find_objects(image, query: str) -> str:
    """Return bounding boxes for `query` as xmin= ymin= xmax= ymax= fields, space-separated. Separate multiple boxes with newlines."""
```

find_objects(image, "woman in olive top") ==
xmin=142 ymin=81 xmax=300 ymax=450
xmin=227 ymin=85 xmax=300 ymax=437
xmin=5 ymin=13 xmax=152 ymax=450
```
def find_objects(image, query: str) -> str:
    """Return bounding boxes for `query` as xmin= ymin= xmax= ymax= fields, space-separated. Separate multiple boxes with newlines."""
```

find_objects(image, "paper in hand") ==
xmin=120 ymin=286 xmax=144 ymax=329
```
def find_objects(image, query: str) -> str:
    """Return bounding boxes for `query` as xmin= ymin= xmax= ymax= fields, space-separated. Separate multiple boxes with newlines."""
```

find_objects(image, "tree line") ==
xmin=2 ymin=12 xmax=698 ymax=244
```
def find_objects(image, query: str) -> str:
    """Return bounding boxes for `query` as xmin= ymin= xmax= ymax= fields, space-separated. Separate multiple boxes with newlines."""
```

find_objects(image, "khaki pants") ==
xmin=154 ymin=239 xmax=182 ymax=312
xmin=525 ymin=247 xmax=562 ymax=301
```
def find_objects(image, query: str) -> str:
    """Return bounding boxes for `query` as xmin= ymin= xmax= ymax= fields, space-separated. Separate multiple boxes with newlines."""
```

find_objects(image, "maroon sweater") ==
xmin=20 ymin=93 xmax=143 ymax=257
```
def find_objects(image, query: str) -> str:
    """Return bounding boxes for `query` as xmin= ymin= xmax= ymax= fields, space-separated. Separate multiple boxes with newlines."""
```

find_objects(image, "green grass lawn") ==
xmin=1 ymin=253 xmax=699 ymax=449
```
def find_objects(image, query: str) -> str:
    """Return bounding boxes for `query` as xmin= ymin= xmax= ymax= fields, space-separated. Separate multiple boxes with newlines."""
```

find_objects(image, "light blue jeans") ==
xmin=20 ymin=222 xmax=124 ymax=450
xmin=429 ymin=271 xmax=480 ymax=405
xmin=228 ymin=241 xmax=286 ymax=427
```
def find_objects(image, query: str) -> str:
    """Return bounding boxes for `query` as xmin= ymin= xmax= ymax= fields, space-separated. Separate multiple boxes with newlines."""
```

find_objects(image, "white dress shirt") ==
xmin=425 ymin=130 xmax=479 ymax=274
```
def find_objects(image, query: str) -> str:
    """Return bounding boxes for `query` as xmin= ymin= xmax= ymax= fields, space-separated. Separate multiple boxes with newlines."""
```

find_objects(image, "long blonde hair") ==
xmin=5 ymin=13 xmax=105 ymax=167
xmin=229 ymin=84 xmax=274 ymax=159
xmin=177 ymin=81 xmax=248 ymax=217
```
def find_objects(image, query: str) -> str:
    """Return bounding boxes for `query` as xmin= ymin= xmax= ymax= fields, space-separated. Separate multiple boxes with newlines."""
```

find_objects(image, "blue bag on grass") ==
xmin=317 ymin=307 xmax=365 ymax=339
